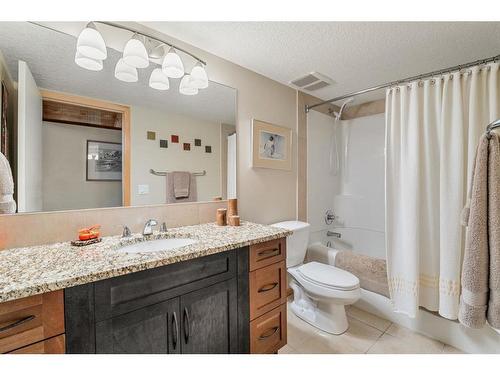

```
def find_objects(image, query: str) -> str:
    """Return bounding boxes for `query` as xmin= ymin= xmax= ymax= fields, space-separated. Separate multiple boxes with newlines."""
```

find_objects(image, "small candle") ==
xmin=216 ymin=208 xmax=227 ymax=226
xmin=228 ymin=215 xmax=240 ymax=226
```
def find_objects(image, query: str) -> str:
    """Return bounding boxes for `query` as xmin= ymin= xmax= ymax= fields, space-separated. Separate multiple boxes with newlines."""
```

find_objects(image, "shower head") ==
xmin=334 ymin=97 xmax=355 ymax=120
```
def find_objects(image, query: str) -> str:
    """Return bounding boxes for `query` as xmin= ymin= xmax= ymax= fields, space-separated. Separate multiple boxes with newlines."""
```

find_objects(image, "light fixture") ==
xmin=149 ymin=68 xmax=170 ymax=90
xmin=179 ymin=74 xmax=198 ymax=95
xmin=74 ymin=22 xmax=209 ymax=94
xmin=74 ymin=51 xmax=103 ymax=71
xmin=123 ymin=34 xmax=149 ymax=68
xmin=190 ymin=63 xmax=209 ymax=89
xmin=162 ymin=47 xmax=184 ymax=78
xmin=76 ymin=22 xmax=107 ymax=60
xmin=114 ymin=58 xmax=138 ymax=82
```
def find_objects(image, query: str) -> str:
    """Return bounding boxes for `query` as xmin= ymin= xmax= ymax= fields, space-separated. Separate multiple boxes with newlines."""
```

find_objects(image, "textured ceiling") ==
xmin=143 ymin=22 xmax=500 ymax=104
xmin=0 ymin=22 xmax=236 ymax=125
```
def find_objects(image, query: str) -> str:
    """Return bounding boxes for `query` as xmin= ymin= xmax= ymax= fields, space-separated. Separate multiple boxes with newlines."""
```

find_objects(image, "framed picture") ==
xmin=86 ymin=140 xmax=122 ymax=181
xmin=251 ymin=119 xmax=292 ymax=170
xmin=1 ymin=82 xmax=9 ymax=161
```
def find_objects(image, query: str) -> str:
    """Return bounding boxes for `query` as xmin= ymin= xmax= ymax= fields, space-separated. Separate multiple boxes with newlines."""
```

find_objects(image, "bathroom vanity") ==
xmin=0 ymin=222 xmax=289 ymax=354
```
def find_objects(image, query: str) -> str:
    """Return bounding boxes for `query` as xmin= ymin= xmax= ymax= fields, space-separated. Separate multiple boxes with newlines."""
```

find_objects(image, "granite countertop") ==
xmin=0 ymin=221 xmax=291 ymax=303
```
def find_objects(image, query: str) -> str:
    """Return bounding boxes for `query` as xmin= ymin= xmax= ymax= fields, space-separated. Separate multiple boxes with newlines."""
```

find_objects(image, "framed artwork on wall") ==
xmin=86 ymin=140 xmax=122 ymax=181
xmin=1 ymin=82 xmax=9 ymax=161
xmin=251 ymin=119 xmax=292 ymax=171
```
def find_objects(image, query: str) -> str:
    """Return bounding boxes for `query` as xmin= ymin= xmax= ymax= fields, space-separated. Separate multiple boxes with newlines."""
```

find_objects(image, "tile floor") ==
xmin=279 ymin=303 xmax=465 ymax=354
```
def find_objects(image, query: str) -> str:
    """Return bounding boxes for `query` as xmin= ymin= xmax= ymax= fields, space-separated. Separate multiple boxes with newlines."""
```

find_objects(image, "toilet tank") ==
xmin=271 ymin=221 xmax=310 ymax=267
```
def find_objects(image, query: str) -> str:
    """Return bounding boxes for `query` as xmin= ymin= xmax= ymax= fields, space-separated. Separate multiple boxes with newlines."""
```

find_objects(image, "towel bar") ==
xmin=149 ymin=169 xmax=206 ymax=177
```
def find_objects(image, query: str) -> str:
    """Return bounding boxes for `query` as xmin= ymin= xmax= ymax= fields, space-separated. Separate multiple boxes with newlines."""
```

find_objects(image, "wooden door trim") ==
xmin=40 ymin=90 xmax=131 ymax=206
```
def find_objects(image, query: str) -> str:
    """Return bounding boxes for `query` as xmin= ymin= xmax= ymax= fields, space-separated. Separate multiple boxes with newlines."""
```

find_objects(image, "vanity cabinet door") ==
xmin=179 ymin=278 xmax=238 ymax=354
xmin=95 ymin=298 xmax=180 ymax=354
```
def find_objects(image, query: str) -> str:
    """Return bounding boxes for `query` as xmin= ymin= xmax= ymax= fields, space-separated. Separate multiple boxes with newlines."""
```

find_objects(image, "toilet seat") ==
xmin=296 ymin=262 xmax=360 ymax=291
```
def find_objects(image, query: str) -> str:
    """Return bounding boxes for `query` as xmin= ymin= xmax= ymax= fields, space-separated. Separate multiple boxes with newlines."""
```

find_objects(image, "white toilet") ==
xmin=272 ymin=221 xmax=360 ymax=335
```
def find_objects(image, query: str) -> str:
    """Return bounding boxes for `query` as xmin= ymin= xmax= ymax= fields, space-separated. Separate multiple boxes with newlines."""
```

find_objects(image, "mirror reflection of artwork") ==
xmin=259 ymin=131 xmax=286 ymax=160
xmin=86 ymin=140 xmax=122 ymax=181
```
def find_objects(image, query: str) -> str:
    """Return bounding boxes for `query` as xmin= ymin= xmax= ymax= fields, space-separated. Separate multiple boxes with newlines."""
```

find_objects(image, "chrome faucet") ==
xmin=327 ymin=231 xmax=341 ymax=238
xmin=142 ymin=219 xmax=158 ymax=236
xmin=122 ymin=225 xmax=132 ymax=238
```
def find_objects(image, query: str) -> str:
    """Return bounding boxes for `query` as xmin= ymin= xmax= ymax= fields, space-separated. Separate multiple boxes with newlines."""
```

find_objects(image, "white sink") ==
xmin=116 ymin=238 xmax=197 ymax=254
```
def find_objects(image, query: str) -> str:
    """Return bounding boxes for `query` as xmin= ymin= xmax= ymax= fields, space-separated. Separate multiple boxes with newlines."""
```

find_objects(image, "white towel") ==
xmin=0 ymin=151 xmax=16 ymax=214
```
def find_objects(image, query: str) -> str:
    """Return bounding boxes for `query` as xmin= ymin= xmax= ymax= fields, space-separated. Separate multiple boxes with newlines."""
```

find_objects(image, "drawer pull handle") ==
xmin=258 ymin=326 xmax=279 ymax=340
xmin=0 ymin=315 xmax=35 ymax=333
xmin=258 ymin=282 xmax=279 ymax=293
xmin=257 ymin=248 xmax=280 ymax=258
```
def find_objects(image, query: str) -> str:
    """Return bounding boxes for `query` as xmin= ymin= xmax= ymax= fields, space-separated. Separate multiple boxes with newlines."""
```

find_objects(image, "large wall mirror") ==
xmin=0 ymin=22 xmax=237 ymax=214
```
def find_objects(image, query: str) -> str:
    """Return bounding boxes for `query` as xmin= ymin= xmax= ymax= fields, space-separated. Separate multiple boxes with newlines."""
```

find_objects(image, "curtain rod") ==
xmin=305 ymin=53 xmax=500 ymax=113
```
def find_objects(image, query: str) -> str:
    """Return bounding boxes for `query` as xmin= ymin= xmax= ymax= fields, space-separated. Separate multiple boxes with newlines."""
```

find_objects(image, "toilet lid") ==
xmin=297 ymin=262 xmax=360 ymax=291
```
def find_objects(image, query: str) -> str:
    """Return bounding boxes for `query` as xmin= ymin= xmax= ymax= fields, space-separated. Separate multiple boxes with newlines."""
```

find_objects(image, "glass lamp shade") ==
xmin=114 ymin=58 xmax=138 ymax=82
xmin=76 ymin=24 xmax=107 ymax=60
xmin=149 ymin=68 xmax=170 ymax=90
xmin=162 ymin=48 xmax=184 ymax=78
xmin=123 ymin=38 xmax=149 ymax=68
xmin=74 ymin=52 xmax=103 ymax=71
xmin=179 ymin=74 xmax=198 ymax=95
xmin=190 ymin=64 xmax=209 ymax=89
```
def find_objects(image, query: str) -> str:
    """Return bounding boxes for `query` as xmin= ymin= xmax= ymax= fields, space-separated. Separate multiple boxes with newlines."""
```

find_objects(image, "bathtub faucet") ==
xmin=327 ymin=231 xmax=341 ymax=238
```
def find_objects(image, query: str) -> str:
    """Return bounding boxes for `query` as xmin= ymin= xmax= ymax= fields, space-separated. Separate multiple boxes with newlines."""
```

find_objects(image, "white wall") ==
xmin=130 ymin=106 xmax=221 ymax=205
xmin=42 ymin=122 xmax=122 ymax=211
xmin=17 ymin=61 xmax=42 ymax=213
xmin=306 ymin=110 xmax=338 ymax=242
xmin=307 ymin=111 xmax=386 ymax=259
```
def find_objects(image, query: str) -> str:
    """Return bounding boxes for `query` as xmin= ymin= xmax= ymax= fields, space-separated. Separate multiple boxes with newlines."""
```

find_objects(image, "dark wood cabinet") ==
xmin=65 ymin=248 xmax=249 ymax=354
xmin=95 ymin=298 xmax=179 ymax=354
xmin=179 ymin=279 xmax=237 ymax=354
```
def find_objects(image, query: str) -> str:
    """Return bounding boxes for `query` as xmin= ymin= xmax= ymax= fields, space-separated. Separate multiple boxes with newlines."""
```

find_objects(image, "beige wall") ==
xmin=42 ymin=121 xmax=122 ymax=211
xmin=0 ymin=24 xmax=299 ymax=250
xmin=131 ymin=106 xmax=221 ymax=205
xmin=0 ymin=200 xmax=227 ymax=249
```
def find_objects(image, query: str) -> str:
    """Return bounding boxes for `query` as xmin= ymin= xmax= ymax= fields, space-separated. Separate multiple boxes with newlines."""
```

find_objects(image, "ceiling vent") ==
xmin=290 ymin=72 xmax=335 ymax=91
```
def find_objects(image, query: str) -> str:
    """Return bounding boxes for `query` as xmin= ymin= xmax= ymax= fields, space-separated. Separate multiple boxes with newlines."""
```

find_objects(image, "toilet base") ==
xmin=290 ymin=281 xmax=349 ymax=335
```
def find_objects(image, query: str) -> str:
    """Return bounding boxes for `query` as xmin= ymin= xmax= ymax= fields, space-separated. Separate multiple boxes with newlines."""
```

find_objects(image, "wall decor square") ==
xmin=160 ymin=139 xmax=168 ymax=148
xmin=171 ymin=135 xmax=179 ymax=143
xmin=205 ymin=145 xmax=212 ymax=153
xmin=147 ymin=131 xmax=156 ymax=140
xmin=194 ymin=139 xmax=202 ymax=146
xmin=251 ymin=119 xmax=292 ymax=171
xmin=183 ymin=143 xmax=191 ymax=151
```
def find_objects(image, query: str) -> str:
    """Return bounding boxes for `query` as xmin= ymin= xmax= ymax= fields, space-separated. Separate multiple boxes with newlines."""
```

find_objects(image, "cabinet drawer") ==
xmin=249 ymin=260 xmax=287 ymax=320
xmin=9 ymin=334 xmax=65 ymax=354
xmin=249 ymin=238 xmax=286 ymax=271
xmin=95 ymin=250 xmax=237 ymax=321
xmin=250 ymin=304 xmax=286 ymax=354
xmin=0 ymin=290 xmax=64 ymax=353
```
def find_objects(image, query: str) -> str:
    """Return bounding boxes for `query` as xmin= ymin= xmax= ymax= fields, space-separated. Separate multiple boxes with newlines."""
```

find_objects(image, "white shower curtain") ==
xmin=386 ymin=63 xmax=500 ymax=319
